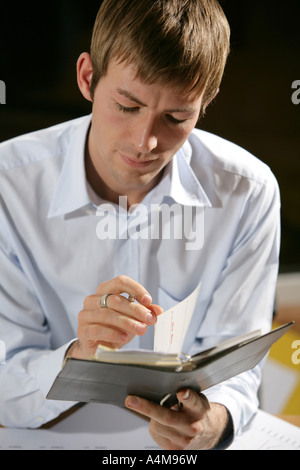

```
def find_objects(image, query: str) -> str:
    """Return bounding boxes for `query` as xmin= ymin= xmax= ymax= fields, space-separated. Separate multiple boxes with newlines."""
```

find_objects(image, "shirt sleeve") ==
xmin=189 ymin=169 xmax=281 ymax=437
xmin=0 ymin=205 xmax=76 ymax=428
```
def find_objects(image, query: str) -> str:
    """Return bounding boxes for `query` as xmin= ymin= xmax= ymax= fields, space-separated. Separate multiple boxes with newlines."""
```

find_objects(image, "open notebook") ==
xmin=47 ymin=283 xmax=293 ymax=408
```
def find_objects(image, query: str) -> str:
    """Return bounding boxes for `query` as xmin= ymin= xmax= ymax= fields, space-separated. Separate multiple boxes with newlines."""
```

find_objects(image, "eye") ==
xmin=115 ymin=102 xmax=140 ymax=114
xmin=166 ymin=115 xmax=187 ymax=125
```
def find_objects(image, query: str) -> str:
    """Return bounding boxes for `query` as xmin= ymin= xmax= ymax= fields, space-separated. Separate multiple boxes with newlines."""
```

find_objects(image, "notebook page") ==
xmin=154 ymin=282 xmax=201 ymax=354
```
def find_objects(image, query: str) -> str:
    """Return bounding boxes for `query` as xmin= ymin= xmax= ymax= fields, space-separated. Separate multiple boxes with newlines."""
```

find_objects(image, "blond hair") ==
xmin=90 ymin=0 xmax=230 ymax=110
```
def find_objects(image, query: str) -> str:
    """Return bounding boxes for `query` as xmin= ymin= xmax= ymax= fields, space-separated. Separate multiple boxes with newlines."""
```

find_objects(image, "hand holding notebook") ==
xmin=47 ymin=280 xmax=293 ymax=408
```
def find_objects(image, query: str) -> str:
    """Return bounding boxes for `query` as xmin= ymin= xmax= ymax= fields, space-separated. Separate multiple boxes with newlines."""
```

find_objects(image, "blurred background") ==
xmin=0 ymin=1 xmax=299 ymax=417
xmin=1 ymin=0 xmax=299 ymax=270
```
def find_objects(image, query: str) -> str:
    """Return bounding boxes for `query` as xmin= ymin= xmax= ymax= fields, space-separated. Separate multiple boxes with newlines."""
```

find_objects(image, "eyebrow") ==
xmin=117 ymin=88 xmax=145 ymax=107
xmin=116 ymin=88 xmax=198 ymax=114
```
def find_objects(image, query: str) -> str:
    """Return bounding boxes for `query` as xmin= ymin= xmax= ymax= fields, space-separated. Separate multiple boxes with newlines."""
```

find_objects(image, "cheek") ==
xmin=92 ymin=106 xmax=127 ymax=147
xmin=93 ymin=101 xmax=118 ymax=128
xmin=160 ymin=126 xmax=192 ymax=154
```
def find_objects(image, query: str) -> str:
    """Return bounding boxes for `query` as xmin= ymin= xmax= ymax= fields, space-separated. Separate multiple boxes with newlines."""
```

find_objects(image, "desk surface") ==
xmin=277 ymin=415 xmax=300 ymax=428
xmin=0 ymin=406 xmax=300 ymax=450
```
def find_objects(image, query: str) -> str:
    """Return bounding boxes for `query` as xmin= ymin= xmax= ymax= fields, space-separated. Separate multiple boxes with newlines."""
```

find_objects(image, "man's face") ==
xmin=88 ymin=59 xmax=203 ymax=204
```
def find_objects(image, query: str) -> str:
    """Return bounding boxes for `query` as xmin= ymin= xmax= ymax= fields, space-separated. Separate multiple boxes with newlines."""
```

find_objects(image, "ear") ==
xmin=77 ymin=52 xmax=93 ymax=102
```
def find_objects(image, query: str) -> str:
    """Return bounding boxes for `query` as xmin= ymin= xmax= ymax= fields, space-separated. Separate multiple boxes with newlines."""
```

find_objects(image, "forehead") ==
xmin=103 ymin=58 xmax=204 ymax=110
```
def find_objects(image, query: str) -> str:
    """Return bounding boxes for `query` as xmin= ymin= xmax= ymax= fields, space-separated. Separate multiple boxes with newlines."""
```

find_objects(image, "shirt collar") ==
xmin=128 ymin=139 xmax=213 ymax=209
xmin=165 ymin=140 xmax=212 ymax=208
xmin=48 ymin=118 xmax=212 ymax=218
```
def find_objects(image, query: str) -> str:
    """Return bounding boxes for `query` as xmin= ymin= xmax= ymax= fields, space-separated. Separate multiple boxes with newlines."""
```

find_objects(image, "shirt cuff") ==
xmin=26 ymin=340 xmax=78 ymax=427
xmin=29 ymin=340 xmax=75 ymax=398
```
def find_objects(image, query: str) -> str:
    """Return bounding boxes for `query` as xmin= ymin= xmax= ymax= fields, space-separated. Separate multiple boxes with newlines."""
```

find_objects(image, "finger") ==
xmin=125 ymin=396 xmax=178 ymax=427
xmin=105 ymin=294 xmax=157 ymax=325
xmin=148 ymin=430 xmax=173 ymax=451
xmin=149 ymin=420 xmax=191 ymax=450
xmin=149 ymin=304 xmax=164 ymax=317
xmin=84 ymin=294 xmax=157 ymax=327
xmin=96 ymin=275 xmax=152 ymax=306
xmin=125 ymin=395 xmax=199 ymax=448
xmin=78 ymin=321 xmax=129 ymax=345
xmin=79 ymin=307 xmax=149 ymax=338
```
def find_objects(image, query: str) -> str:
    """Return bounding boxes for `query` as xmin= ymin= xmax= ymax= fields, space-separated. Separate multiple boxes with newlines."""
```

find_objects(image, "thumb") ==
xmin=149 ymin=304 xmax=164 ymax=317
xmin=177 ymin=389 xmax=210 ymax=413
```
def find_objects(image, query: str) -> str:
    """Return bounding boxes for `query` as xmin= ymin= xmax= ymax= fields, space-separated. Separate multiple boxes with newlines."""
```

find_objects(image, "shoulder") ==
xmin=184 ymin=129 xmax=280 ymax=214
xmin=188 ymin=128 xmax=277 ymax=187
xmin=0 ymin=115 xmax=89 ymax=172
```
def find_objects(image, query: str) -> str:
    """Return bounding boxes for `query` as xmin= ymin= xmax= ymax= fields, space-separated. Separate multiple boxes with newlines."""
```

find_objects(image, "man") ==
xmin=0 ymin=0 xmax=280 ymax=450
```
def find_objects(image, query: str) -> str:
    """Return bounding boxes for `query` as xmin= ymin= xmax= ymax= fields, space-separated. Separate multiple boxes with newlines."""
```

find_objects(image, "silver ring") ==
xmin=128 ymin=294 xmax=136 ymax=303
xmin=100 ymin=294 xmax=112 ymax=309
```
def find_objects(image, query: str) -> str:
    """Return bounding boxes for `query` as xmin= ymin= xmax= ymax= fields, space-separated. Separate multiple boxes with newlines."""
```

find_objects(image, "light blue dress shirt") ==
xmin=0 ymin=115 xmax=280 ymax=433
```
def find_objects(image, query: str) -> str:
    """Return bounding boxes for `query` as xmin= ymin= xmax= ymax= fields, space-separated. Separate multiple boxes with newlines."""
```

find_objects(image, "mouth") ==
xmin=119 ymin=153 xmax=157 ymax=169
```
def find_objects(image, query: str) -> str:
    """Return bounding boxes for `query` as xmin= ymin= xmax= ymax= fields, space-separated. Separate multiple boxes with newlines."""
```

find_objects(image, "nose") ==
xmin=136 ymin=115 xmax=158 ymax=154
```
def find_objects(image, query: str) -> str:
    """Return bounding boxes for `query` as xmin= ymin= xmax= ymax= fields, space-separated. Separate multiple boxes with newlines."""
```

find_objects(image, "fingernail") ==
xmin=136 ymin=322 xmax=147 ymax=334
xmin=146 ymin=312 xmax=156 ymax=325
xmin=127 ymin=396 xmax=139 ymax=408
xmin=181 ymin=390 xmax=190 ymax=400
xmin=120 ymin=331 xmax=128 ymax=342
xmin=142 ymin=294 xmax=152 ymax=305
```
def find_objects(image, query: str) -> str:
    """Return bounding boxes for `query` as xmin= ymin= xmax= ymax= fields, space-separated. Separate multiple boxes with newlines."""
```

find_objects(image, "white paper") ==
xmin=154 ymin=282 xmax=201 ymax=354
xmin=228 ymin=410 xmax=300 ymax=451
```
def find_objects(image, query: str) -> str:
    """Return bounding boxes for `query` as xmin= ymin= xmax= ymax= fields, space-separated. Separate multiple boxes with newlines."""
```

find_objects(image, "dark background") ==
xmin=1 ymin=1 xmax=299 ymax=272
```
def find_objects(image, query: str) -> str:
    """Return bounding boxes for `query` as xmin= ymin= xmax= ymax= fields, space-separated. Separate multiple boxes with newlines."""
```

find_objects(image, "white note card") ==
xmin=154 ymin=282 xmax=201 ymax=354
